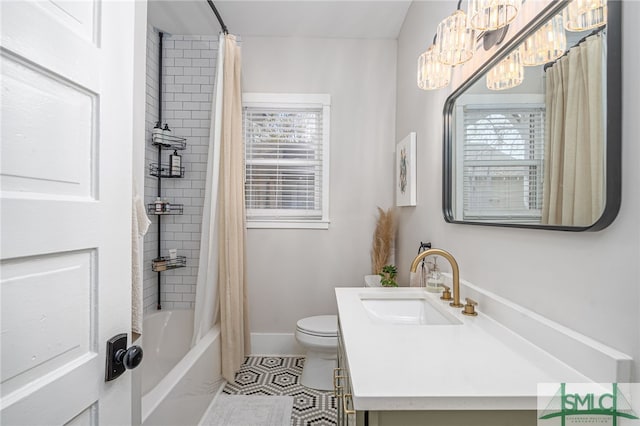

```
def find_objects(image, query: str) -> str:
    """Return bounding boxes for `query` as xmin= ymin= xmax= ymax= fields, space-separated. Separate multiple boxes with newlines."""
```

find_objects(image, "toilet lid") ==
xmin=296 ymin=315 xmax=337 ymax=337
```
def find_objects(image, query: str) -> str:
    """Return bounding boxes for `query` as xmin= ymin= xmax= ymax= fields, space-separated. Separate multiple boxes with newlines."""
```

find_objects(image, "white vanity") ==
xmin=334 ymin=284 xmax=631 ymax=426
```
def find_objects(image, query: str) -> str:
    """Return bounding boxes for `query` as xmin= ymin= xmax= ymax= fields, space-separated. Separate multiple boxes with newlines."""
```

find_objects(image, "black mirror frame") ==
xmin=442 ymin=0 xmax=621 ymax=232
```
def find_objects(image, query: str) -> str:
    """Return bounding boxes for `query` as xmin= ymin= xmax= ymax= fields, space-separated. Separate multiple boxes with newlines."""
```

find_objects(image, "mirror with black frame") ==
xmin=443 ymin=1 xmax=620 ymax=231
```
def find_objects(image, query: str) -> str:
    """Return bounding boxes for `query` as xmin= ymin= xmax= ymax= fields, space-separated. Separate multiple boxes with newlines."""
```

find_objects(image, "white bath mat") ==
xmin=200 ymin=395 xmax=293 ymax=426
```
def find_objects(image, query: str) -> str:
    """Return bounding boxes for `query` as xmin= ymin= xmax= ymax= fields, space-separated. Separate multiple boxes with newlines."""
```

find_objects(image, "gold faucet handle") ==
xmin=462 ymin=297 xmax=478 ymax=316
xmin=440 ymin=284 xmax=453 ymax=301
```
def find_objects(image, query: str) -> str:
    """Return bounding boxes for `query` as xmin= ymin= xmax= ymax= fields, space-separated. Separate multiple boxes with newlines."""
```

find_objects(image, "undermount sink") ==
xmin=360 ymin=292 xmax=462 ymax=326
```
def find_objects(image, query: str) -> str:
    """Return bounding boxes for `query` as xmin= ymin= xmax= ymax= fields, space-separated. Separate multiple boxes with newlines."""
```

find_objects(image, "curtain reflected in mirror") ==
xmin=542 ymin=34 xmax=604 ymax=226
xmin=443 ymin=0 xmax=620 ymax=231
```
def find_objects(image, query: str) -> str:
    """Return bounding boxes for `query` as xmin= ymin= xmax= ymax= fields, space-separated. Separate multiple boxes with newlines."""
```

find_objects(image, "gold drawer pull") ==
xmin=333 ymin=368 xmax=345 ymax=397
xmin=343 ymin=393 xmax=356 ymax=415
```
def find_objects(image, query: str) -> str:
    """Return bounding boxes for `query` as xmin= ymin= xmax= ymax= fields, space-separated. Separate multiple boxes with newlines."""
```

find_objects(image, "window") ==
xmin=242 ymin=93 xmax=330 ymax=229
xmin=455 ymin=95 xmax=545 ymax=223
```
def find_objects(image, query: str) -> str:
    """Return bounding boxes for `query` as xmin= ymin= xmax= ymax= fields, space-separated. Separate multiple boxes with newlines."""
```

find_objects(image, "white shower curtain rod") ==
xmin=206 ymin=0 xmax=229 ymax=35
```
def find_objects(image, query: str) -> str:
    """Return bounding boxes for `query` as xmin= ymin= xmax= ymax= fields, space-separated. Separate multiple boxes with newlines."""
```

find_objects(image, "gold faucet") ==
xmin=410 ymin=248 xmax=463 ymax=308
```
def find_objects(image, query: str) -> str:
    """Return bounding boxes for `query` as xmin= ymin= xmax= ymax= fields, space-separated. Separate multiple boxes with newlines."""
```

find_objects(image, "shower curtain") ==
xmin=217 ymin=34 xmax=250 ymax=382
xmin=192 ymin=34 xmax=250 ymax=382
xmin=191 ymin=36 xmax=225 ymax=347
xmin=541 ymin=34 xmax=605 ymax=226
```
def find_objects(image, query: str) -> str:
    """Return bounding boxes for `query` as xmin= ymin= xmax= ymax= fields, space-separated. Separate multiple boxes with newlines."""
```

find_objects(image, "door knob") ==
xmin=105 ymin=333 xmax=144 ymax=381
xmin=115 ymin=345 xmax=143 ymax=370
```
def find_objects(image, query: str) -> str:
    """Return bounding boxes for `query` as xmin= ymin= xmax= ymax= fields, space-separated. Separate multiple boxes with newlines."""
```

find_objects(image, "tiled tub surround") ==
xmin=143 ymin=29 xmax=218 ymax=312
xmin=336 ymin=280 xmax=632 ymax=412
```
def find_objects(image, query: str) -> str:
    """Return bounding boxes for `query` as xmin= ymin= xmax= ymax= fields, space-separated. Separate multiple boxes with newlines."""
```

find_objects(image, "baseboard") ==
xmin=250 ymin=332 xmax=304 ymax=356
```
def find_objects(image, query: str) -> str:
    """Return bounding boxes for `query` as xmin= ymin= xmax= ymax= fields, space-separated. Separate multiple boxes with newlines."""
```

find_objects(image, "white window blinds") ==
xmin=242 ymin=93 xmax=330 ymax=228
xmin=461 ymin=105 xmax=545 ymax=222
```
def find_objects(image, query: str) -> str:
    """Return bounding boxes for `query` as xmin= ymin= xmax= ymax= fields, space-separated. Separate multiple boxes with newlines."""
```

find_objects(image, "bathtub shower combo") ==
xmin=141 ymin=310 xmax=223 ymax=425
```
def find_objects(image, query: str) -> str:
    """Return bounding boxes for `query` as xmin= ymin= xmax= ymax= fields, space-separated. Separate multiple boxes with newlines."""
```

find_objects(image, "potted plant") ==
xmin=379 ymin=264 xmax=398 ymax=287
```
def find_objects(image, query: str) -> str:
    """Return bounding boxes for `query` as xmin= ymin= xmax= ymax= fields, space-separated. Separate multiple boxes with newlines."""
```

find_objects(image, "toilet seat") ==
xmin=296 ymin=315 xmax=337 ymax=337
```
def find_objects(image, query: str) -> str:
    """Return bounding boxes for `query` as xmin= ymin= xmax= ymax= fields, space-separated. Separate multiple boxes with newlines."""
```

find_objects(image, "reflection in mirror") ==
xmin=444 ymin=1 xmax=620 ymax=230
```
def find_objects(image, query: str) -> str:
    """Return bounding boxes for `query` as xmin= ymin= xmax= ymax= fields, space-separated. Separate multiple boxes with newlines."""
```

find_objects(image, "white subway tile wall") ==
xmin=144 ymin=27 xmax=218 ymax=313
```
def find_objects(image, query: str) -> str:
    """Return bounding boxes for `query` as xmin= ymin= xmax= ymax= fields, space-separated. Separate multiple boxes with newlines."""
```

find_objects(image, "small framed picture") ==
xmin=396 ymin=132 xmax=417 ymax=207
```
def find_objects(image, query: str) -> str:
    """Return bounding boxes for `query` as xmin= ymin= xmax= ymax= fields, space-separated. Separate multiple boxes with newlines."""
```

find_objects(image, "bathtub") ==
xmin=141 ymin=310 xmax=223 ymax=426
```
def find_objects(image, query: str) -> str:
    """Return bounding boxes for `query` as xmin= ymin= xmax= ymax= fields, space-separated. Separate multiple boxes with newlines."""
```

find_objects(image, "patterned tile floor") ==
xmin=223 ymin=356 xmax=337 ymax=426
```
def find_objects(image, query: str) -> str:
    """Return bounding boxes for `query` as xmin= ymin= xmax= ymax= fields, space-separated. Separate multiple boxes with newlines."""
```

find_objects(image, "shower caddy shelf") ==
xmin=151 ymin=255 xmax=187 ymax=272
xmin=151 ymin=130 xmax=187 ymax=309
xmin=146 ymin=203 xmax=184 ymax=215
xmin=149 ymin=162 xmax=186 ymax=179
xmin=151 ymin=133 xmax=187 ymax=150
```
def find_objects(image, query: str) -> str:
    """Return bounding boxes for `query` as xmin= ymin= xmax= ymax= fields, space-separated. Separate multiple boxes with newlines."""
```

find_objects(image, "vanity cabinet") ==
xmin=336 ymin=320 xmax=365 ymax=426
xmin=336 ymin=316 xmax=536 ymax=426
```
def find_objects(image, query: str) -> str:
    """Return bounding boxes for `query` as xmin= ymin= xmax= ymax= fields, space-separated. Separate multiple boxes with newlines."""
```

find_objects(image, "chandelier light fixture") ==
xmin=486 ymin=47 xmax=524 ymax=90
xmin=522 ymin=14 xmax=566 ymax=66
xmin=416 ymin=0 xmax=608 ymax=93
xmin=436 ymin=1 xmax=476 ymax=66
xmin=417 ymin=40 xmax=452 ymax=90
xmin=564 ymin=0 xmax=607 ymax=31
xmin=468 ymin=0 xmax=522 ymax=31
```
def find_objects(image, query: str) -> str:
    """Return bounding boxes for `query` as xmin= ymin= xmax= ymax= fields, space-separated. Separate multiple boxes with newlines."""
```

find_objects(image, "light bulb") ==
xmin=564 ymin=0 xmax=607 ymax=31
xmin=436 ymin=9 xmax=476 ymax=66
xmin=487 ymin=47 xmax=524 ymax=90
xmin=468 ymin=0 xmax=522 ymax=31
xmin=522 ymin=14 xmax=566 ymax=66
xmin=417 ymin=45 xmax=452 ymax=90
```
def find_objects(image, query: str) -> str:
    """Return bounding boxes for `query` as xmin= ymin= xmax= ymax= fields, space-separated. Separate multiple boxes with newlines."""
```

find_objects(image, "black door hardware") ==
xmin=105 ymin=333 xmax=143 ymax=381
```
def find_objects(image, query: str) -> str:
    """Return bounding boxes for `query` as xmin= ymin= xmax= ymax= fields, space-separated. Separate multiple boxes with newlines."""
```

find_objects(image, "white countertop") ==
xmin=335 ymin=287 xmax=592 ymax=411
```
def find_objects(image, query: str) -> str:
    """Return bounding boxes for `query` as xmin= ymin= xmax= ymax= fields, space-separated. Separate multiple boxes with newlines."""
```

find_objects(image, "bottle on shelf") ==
xmin=154 ymin=197 xmax=163 ymax=214
xmin=162 ymin=123 xmax=172 ymax=138
xmin=163 ymin=198 xmax=171 ymax=213
xmin=426 ymin=258 xmax=444 ymax=292
xmin=152 ymin=121 xmax=162 ymax=140
xmin=170 ymin=150 xmax=182 ymax=177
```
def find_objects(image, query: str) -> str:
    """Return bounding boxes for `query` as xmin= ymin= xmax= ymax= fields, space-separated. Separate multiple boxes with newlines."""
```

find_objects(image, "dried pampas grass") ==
xmin=371 ymin=207 xmax=396 ymax=274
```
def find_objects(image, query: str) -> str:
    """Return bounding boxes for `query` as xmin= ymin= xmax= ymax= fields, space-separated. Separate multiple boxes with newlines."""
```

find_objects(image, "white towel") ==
xmin=132 ymin=193 xmax=151 ymax=335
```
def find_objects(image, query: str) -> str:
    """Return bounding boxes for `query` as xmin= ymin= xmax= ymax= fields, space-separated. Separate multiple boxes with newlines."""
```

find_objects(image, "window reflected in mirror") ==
xmin=456 ymin=99 xmax=545 ymax=223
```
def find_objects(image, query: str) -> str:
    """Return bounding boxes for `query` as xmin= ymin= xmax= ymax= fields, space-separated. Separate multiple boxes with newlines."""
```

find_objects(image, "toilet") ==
xmin=295 ymin=277 xmax=377 ymax=390
xmin=295 ymin=314 xmax=338 ymax=391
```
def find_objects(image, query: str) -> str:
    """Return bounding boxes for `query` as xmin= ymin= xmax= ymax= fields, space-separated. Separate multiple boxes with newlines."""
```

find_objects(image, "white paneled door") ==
xmin=1 ymin=0 xmax=136 ymax=424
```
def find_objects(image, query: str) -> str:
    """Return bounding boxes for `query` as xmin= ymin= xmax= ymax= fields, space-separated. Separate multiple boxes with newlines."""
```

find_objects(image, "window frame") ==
xmin=454 ymin=94 xmax=545 ymax=223
xmin=242 ymin=93 xmax=331 ymax=229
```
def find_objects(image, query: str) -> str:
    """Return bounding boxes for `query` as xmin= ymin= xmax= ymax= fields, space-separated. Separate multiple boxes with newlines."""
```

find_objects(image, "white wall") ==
xmin=395 ymin=1 xmax=639 ymax=381
xmin=241 ymin=37 xmax=398 ymax=333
